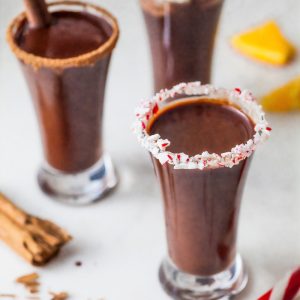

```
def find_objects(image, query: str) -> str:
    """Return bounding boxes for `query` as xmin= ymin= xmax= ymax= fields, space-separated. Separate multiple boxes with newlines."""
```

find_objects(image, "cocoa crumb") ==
xmin=16 ymin=273 xmax=40 ymax=294
xmin=75 ymin=261 xmax=82 ymax=267
xmin=49 ymin=291 xmax=69 ymax=300
xmin=16 ymin=273 xmax=39 ymax=284
xmin=28 ymin=286 xmax=39 ymax=294
xmin=0 ymin=294 xmax=16 ymax=299
xmin=13 ymin=273 xmax=76 ymax=299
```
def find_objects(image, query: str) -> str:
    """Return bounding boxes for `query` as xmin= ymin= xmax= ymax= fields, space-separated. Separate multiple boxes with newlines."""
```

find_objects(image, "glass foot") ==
xmin=38 ymin=154 xmax=118 ymax=205
xmin=159 ymin=254 xmax=247 ymax=300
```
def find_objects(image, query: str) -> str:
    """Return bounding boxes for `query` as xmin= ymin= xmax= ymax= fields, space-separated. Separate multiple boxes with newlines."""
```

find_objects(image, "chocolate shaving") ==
xmin=16 ymin=273 xmax=39 ymax=284
xmin=49 ymin=292 xmax=69 ymax=300
xmin=28 ymin=285 xmax=39 ymax=294
xmin=2 ymin=273 xmax=74 ymax=299
xmin=16 ymin=272 xmax=40 ymax=294
xmin=75 ymin=261 xmax=82 ymax=267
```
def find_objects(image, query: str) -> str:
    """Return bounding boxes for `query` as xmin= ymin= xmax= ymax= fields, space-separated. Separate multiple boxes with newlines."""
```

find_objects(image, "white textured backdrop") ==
xmin=0 ymin=0 xmax=300 ymax=299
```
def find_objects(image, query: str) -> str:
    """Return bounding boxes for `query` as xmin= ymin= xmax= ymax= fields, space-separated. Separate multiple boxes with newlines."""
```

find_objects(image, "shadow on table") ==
xmin=235 ymin=259 xmax=255 ymax=299
xmin=114 ymin=154 xmax=158 ymax=200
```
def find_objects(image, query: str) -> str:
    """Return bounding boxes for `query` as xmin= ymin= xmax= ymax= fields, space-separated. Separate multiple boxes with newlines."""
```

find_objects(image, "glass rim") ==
xmin=6 ymin=0 xmax=119 ymax=69
xmin=140 ymin=0 xmax=223 ymax=16
xmin=133 ymin=82 xmax=271 ymax=170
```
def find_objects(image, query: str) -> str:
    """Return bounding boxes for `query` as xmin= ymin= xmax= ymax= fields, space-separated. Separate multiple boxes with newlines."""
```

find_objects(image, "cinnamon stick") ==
xmin=0 ymin=193 xmax=72 ymax=266
xmin=23 ymin=0 xmax=51 ymax=28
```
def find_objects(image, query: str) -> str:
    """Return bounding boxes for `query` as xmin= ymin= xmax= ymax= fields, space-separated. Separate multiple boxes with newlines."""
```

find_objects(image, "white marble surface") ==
xmin=0 ymin=0 xmax=300 ymax=299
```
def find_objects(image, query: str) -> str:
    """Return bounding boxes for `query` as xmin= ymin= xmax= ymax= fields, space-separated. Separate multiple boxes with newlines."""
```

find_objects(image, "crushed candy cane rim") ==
xmin=133 ymin=82 xmax=271 ymax=170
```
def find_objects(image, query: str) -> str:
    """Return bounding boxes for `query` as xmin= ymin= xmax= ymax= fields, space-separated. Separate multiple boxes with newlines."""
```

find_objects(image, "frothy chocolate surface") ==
xmin=16 ymin=11 xmax=112 ymax=58
xmin=149 ymin=99 xmax=254 ymax=155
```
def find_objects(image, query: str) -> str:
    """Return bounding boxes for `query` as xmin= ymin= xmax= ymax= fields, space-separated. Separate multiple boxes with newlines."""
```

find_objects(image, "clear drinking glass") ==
xmin=134 ymin=82 xmax=270 ymax=299
xmin=140 ymin=0 xmax=224 ymax=91
xmin=7 ymin=1 xmax=119 ymax=205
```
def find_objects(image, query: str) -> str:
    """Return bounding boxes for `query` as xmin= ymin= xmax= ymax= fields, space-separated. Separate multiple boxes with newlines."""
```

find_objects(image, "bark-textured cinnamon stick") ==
xmin=0 ymin=193 xmax=72 ymax=266
xmin=23 ymin=0 xmax=51 ymax=28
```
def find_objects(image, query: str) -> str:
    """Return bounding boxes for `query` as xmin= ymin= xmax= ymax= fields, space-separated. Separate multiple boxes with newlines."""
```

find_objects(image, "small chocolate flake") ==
xmin=0 ymin=294 xmax=16 ymax=299
xmin=25 ymin=282 xmax=40 ymax=288
xmin=49 ymin=292 xmax=69 ymax=300
xmin=28 ymin=286 xmax=39 ymax=294
xmin=75 ymin=261 xmax=82 ymax=267
xmin=16 ymin=273 xmax=39 ymax=284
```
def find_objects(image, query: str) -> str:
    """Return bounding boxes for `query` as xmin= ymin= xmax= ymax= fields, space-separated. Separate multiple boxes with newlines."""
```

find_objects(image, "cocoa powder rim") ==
xmin=6 ymin=0 xmax=119 ymax=69
xmin=133 ymin=82 xmax=271 ymax=170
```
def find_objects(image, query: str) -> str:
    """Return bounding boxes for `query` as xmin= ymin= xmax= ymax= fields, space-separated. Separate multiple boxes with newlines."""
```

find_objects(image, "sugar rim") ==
xmin=6 ymin=0 xmax=119 ymax=69
xmin=133 ymin=82 xmax=271 ymax=170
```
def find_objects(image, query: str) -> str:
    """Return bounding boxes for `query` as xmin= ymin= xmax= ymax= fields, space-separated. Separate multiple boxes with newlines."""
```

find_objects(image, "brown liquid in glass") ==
xmin=148 ymin=99 xmax=254 ymax=275
xmin=15 ymin=11 xmax=113 ymax=173
xmin=141 ymin=0 xmax=224 ymax=91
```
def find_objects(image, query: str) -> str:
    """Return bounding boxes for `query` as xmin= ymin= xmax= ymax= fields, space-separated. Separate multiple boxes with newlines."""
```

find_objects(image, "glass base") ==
xmin=38 ymin=154 xmax=118 ymax=205
xmin=159 ymin=255 xmax=247 ymax=300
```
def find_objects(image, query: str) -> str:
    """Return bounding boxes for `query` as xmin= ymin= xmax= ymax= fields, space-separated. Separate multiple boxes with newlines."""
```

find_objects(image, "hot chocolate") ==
xmin=140 ymin=0 xmax=224 ymax=91
xmin=15 ymin=11 xmax=112 ymax=173
xmin=148 ymin=98 xmax=254 ymax=275
xmin=134 ymin=83 xmax=270 ymax=299
xmin=7 ymin=2 xmax=119 ymax=203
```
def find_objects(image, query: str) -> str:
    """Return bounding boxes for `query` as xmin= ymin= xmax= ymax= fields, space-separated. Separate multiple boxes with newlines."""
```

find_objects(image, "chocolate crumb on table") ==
xmin=49 ymin=291 xmax=69 ymax=300
xmin=26 ymin=280 xmax=40 ymax=294
xmin=16 ymin=273 xmax=39 ymax=284
xmin=3 ymin=273 xmax=73 ymax=300
xmin=75 ymin=261 xmax=82 ymax=267
xmin=28 ymin=285 xmax=39 ymax=294
xmin=16 ymin=273 xmax=40 ymax=294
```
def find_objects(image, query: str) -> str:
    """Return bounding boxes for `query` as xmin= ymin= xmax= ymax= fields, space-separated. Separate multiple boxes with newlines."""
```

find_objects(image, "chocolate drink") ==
xmin=14 ymin=11 xmax=112 ymax=173
xmin=140 ymin=0 xmax=224 ymax=91
xmin=148 ymin=98 xmax=255 ymax=276
xmin=7 ymin=2 xmax=119 ymax=204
